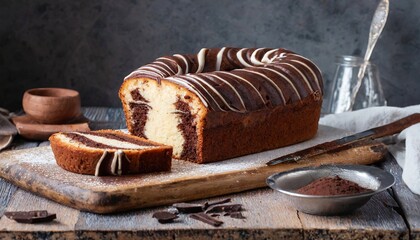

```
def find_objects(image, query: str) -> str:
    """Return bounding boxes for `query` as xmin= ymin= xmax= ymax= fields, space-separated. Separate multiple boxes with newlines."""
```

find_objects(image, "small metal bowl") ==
xmin=266 ymin=164 xmax=395 ymax=216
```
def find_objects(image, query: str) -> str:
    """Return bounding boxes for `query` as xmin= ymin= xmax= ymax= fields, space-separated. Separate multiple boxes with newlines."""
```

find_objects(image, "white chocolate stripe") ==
xmin=174 ymin=54 xmax=189 ymax=74
xmin=165 ymin=76 xmax=209 ymax=107
xmin=270 ymin=64 xmax=306 ymax=95
xmin=111 ymin=150 xmax=124 ymax=175
xmin=279 ymin=62 xmax=314 ymax=92
xmin=216 ymin=47 xmax=226 ymax=71
xmin=184 ymin=75 xmax=226 ymax=112
xmin=95 ymin=151 xmax=108 ymax=177
xmin=289 ymin=53 xmax=323 ymax=74
xmin=207 ymin=73 xmax=247 ymax=111
xmin=291 ymin=56 xmax=322 ymax=92
xmin=154 ymin=61 xmax=176 ymax=75
xmin=176 ymin=65 xmax=183 ymax=75
xmin=94 ymin=150 xmax=128 ymax=176
xmin=157 ymin=57 xmax=176 ymax=62
xmin=272 ymin=52 xmax=288 ymax=63
xmin=144 ymin=65 xmax=172 ymax=76
xmin=157 ymin=57 xmax=183 ymax=74
xmin=135 ymin=68 xmax=166 ymax=77
xmin=250 ymin=48 xmax=266 ymax=66
xmin=258 ymin=67 xmax=302 ymax=100
xmin=261 ymin=49 xmax=278 ymax=64
xmin=236 ymin=48 xmax=253 ymax=67
xmin=124 ymin=69 xmax=162 ymax=80
xmin=72 ymin=132 xmax=155 ymax=149
xmin=279 ymin=52 xmax=287 ymax=59
xmin=189 ymin=74 xmax=244 ymax=112
xmin=219 ymin=71 xmax=266 ymax=104
xmin=238 ymin=69 xmax=286 ymax=104
xmin=196 ymin=48 xmax=208 ymax=73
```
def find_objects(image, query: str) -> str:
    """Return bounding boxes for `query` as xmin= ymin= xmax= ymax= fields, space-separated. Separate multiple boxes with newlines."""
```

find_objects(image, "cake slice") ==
xmin=49 ymin=130 xmax=172 ymax=176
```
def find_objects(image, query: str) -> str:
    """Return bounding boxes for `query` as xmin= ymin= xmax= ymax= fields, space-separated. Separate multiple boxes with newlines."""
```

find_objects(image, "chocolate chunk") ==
xmin=230 ymin=212 xmax=246 ymax=219
xmin=203 ymin=198 xmax=231 ymax=210
xmin=152 ymin=211 xmax=178 ymax=224
xmin=190 ymin=212 xmax=223 ymax=227
xmin=205 ymin=204 xmax=242 ymax=214
xmin=4 ymin=210 xmax=56 ymax=224
xmin=166 ymin=207 xmax=179 ymax=215
xmin=210 ymin=214 xmax=220 ymax=217
xmin=172 ymin=202 xmax=203 ymax=213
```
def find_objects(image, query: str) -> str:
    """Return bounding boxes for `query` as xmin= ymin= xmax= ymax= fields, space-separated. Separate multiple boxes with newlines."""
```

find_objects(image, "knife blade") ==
xmin=266 ymin=113 xmax=420 ymax=166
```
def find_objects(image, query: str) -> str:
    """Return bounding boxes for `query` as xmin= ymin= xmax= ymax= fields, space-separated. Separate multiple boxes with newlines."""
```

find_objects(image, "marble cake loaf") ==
xmin=119 ymin=47 xmax=323 ymax=163
xmin=49 ymin=130 xmax=172 ymax=176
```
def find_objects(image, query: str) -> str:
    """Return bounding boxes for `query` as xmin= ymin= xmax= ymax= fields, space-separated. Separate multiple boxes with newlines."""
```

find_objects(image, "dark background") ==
xmin=1 ymin=0 xmax=419 ymax=112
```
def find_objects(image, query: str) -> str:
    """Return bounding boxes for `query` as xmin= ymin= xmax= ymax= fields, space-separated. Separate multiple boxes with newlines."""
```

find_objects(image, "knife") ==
xmin=266 ymin=113 xmax=420 ymax=166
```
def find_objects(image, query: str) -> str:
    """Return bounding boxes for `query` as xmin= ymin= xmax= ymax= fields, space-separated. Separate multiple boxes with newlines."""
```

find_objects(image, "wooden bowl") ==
xmin=22 ymin=88 xmax=81 ymax=124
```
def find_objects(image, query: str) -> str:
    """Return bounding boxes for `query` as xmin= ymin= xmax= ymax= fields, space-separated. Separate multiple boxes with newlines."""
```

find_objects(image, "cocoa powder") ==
xmin=296 ymin=176 xmax=372 ymax=196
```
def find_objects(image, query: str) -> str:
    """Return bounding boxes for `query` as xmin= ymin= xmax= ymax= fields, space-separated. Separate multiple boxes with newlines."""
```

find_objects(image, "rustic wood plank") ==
xmin=74 ymin=189 xmax=302 ymax=240
xmin=298 ymin=189 xmax=408 ymax=239
xmin=82 ymin=107 xmax=126 ymax=130
xmin=73 ymin=187 xmax=410 ymax=239
xmin=380 ymin=154 xmax=420 ymax=240
xmin=0 ymin=178 xmax=18 ymax=218
xmin=8 ymin=135 xmax=40 ymax=150
xmin=0 ymin=188 xmax=79 ymax=238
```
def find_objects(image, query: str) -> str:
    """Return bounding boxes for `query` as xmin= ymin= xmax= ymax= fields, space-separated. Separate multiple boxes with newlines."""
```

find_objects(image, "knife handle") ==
xmin=371 ymin=113 xmax=420 ymax=139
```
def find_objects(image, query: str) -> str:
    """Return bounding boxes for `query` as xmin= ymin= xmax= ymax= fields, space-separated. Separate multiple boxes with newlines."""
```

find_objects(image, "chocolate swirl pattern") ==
xmin=119 ymin=47 xmax=323 ymax=163
xmin=49 ymin=130 xmax=172 ymax=176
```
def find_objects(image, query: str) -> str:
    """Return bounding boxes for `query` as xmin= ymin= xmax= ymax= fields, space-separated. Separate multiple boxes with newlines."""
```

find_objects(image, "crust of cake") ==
xmin=198 ymin=93 xmax=321 ymax=163
xmin=49 ymin=130 xmax=172 ymax=175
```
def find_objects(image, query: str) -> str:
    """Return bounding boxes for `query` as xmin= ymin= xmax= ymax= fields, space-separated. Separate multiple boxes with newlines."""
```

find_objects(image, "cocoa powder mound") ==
xmin=296 ymin=176 xmax=372 ymax=196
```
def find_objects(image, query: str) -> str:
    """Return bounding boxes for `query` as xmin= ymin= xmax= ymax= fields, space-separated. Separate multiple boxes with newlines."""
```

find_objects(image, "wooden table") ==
xmin=0 ymin=107 xmax=419 ymax=239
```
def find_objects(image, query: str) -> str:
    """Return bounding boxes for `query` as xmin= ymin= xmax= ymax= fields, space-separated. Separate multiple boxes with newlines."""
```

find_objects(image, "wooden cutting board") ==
xmin=0 ymin=126 xmax=387 ymax=214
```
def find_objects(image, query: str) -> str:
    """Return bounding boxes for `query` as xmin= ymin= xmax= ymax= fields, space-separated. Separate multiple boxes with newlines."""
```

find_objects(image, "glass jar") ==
xmin=326 ymin=55 xmax=387 ymax=114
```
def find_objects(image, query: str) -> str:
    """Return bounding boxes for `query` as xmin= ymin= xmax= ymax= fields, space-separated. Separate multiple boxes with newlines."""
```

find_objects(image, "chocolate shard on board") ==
xmin=190 ymin=212 xmax=223 ymax=227
xmin=203 ymin=198 xmax=231 ymax=210
xmin=230 ymin=212 xmax=246 ymax=219
xmin=152 ymin=211 xmax=178 ymax=224
xmin=166 ymin=207 xmax=179 ymax=215
xmin=205 ymin=204 xmax=242 ymax=214
xmin=172 ymin=202 xmax=203 ymax=213
xmin=4 ymin=210 xmax=56 ymax=224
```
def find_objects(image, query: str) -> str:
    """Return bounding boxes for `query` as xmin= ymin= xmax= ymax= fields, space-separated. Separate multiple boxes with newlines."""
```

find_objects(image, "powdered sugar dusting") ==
xmin=0 ymin=126 xmax=349 ymax=192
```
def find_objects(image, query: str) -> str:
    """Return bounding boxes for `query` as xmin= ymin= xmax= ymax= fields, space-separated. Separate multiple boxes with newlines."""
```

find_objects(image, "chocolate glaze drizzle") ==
xmin=94 ymin=150 xmax=131 ymax=176
xmin=124 ymin=47 xmax=323 ymax=113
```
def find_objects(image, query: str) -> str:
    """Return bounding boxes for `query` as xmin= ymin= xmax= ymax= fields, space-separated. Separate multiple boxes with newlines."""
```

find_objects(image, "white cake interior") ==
xmin=120 ymin=79 xmax=205 ymax=158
